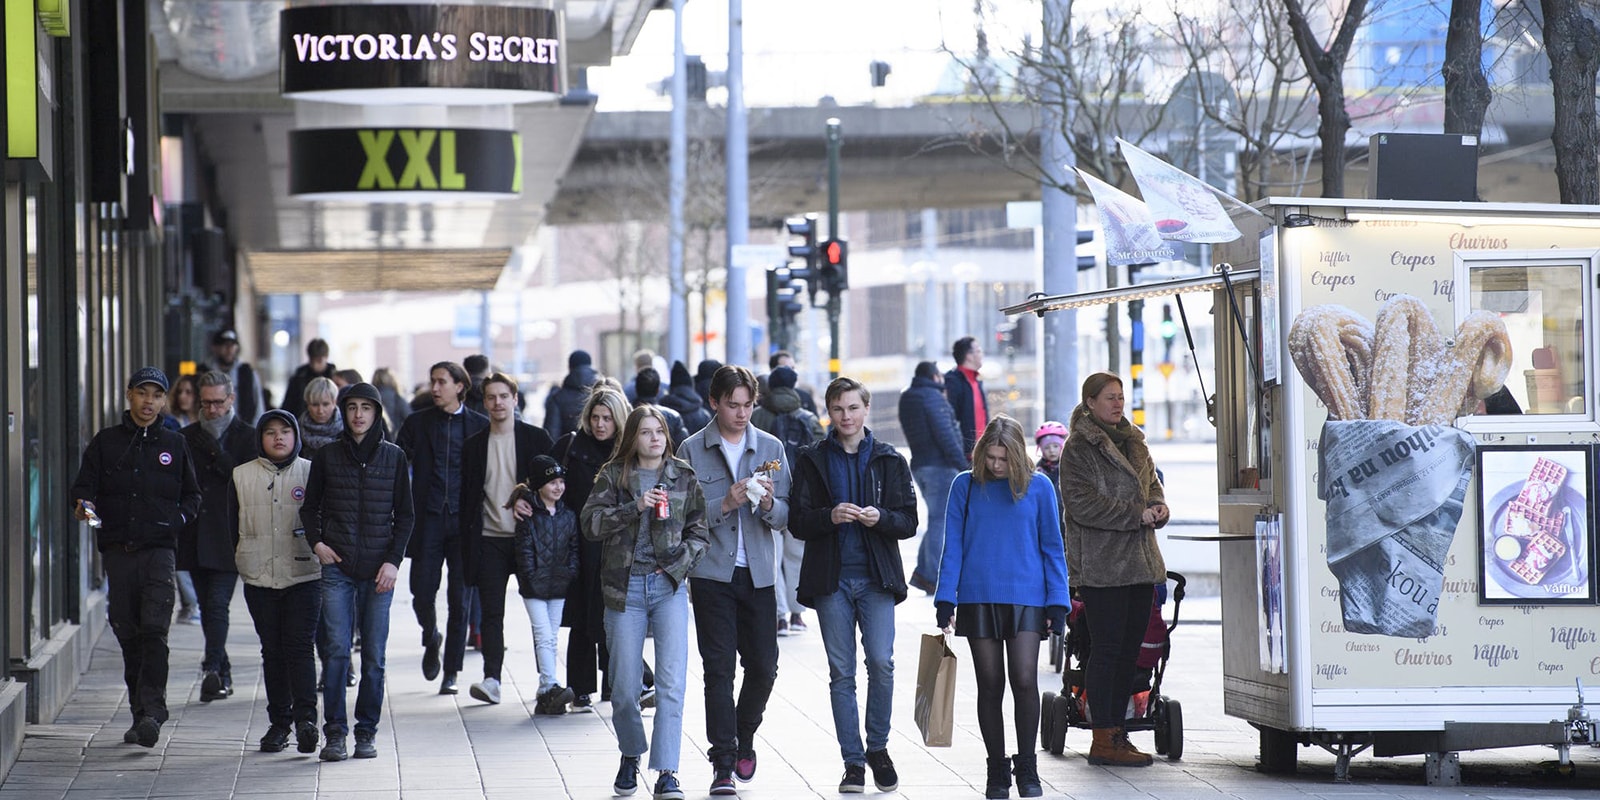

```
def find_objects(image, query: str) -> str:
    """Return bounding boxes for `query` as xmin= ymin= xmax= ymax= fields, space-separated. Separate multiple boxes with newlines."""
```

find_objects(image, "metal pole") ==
xmin=1129 ymin=298 xmax=1145 ymax=427
xmin=825 ymin=118 xmax=842 ymax=379
xmin=921 ymin=207 xmax=941 ymax=360
xmin=1040 ymin=0 xmax=1078 ymax=424
xmin=723 ymin=0 xmax=751 ymax=367
xmin=667 ymin=0 xmax=689 ymax=366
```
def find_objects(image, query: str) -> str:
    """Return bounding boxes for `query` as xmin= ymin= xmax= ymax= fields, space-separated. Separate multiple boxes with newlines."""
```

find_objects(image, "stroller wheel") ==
xmin=1041 ymin=691 xmax=1058 ymax=753
xmin=1049 ymin=693 xmax=1072 ymax=754
xmin=1154 ymin=697 xmax=1184 ymax=760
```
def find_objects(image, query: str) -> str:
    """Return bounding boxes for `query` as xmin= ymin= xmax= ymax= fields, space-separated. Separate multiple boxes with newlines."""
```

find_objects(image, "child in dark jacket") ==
xmin=510 ymin=454 xmax=581 ymax=715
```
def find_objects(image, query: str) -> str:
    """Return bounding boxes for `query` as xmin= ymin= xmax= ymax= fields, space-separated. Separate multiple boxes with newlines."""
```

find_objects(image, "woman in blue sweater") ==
xmin=936 ymin=414 xmax=1069 ymax=799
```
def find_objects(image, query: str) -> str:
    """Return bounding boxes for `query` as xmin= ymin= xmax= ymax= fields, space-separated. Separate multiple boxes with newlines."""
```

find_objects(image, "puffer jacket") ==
xmin=1060 ymin=406 xmax=1167 ymax=588
xmin=582 ymin=457 xmax=709 ymax=612
xmin=232 ymin=410 xmax=318 ymax=589
xmin=898 ymin=374 xmax=967 ymax=470
xmin=180 ymin=415 xmax=257 ymax=572
xmin=71 ymin=412 xmax=202 ymax=552
xmin=510 ymin=488 xmax=581 ymax=599
xmin=543 ymin=365 xmax=598 ymax=440
xmin=301 ymin=431 xmax=415 ymax=580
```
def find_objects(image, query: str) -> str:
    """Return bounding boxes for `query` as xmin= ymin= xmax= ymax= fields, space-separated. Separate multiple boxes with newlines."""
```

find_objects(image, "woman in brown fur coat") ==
xmin=1060 ymin=372 xmax=1168 ymax=768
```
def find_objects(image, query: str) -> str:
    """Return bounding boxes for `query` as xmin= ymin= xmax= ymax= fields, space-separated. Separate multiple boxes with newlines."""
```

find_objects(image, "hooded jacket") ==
xmin=789 ymin=432 xmax=919 ymax=606
xmin=300 ymin=405 xmax=416 ymax=581
xmin=179 ymin=414 xmax=257 ymax=572
xmin=543 ymin=365 xmax=598 ymax=440
xmin=897 ymin=374 xmax=967 ymax=470
xmin=231 ymin=410 xmax=318 ymax=589
xmin=72 ymin=412 xmax=203 ymax=552
xmin=1060 ymin=406 xmax=1167 ymax=588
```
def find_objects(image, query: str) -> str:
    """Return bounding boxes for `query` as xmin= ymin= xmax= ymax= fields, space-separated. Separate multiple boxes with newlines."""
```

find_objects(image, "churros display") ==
xmin=1288 ymin=295 xmax=1512 ymax=424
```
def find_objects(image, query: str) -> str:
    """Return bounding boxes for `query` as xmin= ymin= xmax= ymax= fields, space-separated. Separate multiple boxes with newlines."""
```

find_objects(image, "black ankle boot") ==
xmin=985 ymin=755 xmax=1011 ymax=799
xmin=1012 ymin=752 xmax=1041 ymax=797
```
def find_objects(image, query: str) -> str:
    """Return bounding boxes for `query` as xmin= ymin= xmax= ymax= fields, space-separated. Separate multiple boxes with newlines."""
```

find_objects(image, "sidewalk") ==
xmin=4 ymin=553 xmax=1599 ymax=799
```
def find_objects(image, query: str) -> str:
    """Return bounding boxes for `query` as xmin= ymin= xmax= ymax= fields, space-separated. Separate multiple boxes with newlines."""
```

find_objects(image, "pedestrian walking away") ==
xmin=898 ymin=361 xmax=966 ymax=594
xmin=790 ymin=377 xmax=919 ymax=794
xmin=396 ymin=362 xmax=489 ymax=695
xmin=677 ymin=365 xmax=791 ymax=796
xmin=509 ymin=455 xmax=580 ymax=714
xmin=584 ymin=406 xmax=709 ymax=800
xmin=943 ymin=336 xmax=988 ymax=458
xmin=179 ymin=371 xmax=257 ymax=702
xmin=70 ymin=366 xmax=202 ymax=749
xmin=231 ymin=409 xmax=322 ymax=755
xmin=1060 ymin=372 xmax=1169 ymax=769
xmin=301 ymin=382 xmax=415 ymax=762
xmin=544 ymin=350 xmax=600 ymax=440
xmin=936 ymin=415 xmax=1070 ymax=798
xmin=459 ymin=373 xmax=555 ymax=706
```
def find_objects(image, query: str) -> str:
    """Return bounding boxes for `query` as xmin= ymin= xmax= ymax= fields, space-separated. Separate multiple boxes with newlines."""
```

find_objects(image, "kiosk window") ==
xmin=1467 ymin=263 xmax=1586 ymax=416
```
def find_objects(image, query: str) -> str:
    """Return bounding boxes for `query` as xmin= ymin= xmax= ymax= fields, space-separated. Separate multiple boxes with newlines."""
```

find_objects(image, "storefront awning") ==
xmin=244 ymin=248 xmax=512 ymax=294
xmin=1000 ymin=267 xmax=1260 ymax=316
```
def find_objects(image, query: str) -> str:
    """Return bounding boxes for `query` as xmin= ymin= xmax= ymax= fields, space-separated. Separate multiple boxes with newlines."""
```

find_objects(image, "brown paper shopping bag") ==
xmin=914 ymin=632 xmax=957 ymax=747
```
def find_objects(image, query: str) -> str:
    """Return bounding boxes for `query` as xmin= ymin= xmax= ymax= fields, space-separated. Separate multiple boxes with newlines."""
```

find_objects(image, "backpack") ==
xmin=768 ymin=411 xmax=817 ymax=470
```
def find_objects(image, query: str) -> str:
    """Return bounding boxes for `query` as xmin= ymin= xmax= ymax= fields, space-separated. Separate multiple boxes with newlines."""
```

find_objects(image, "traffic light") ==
xmin=994 ymin=321 xmax=1020 ymax=352
xmin=785 ymin=214 xmax=820 ymax=304
xmin=820 ymin=238 xmax=848 ymax=293
xmin=1077 ymin=228 xmax=1096 ymax=271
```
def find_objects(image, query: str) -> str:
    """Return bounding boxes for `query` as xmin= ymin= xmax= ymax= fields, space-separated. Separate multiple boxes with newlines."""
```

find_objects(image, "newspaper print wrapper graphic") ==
xmin=1319 ymin=420 xmax=1474 ymax=638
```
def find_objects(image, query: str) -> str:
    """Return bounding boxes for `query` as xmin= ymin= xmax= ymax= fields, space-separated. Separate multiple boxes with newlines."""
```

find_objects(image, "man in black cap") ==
xmin=71 ymin=366 xmax=203 ymax=748
xmin=543 ymin=349 xmax=599 ymax=440
xmin=209 ymin=329 xmax=266 ymax=423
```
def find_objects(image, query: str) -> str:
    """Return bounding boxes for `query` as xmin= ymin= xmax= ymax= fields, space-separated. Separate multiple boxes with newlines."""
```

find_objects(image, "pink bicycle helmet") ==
xmin=1034 ymin=421 xmax=1068 ymax=442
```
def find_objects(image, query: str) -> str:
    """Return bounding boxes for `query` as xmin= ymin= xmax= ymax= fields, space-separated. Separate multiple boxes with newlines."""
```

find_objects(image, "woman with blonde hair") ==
xmin=583 ymin=405 xmax=708 ymax=800
xmin=299 ymin=377 xmax=343 ymax=457
xmin=1060 ymin=372 xmax=1168 ymax=768
xmin=935 ymin=414 xmax=1068 ymax=799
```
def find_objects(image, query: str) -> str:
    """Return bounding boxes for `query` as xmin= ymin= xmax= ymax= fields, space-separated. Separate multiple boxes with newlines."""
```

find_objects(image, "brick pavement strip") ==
xmin=5 ymin=551 xmax=1600 ymax=799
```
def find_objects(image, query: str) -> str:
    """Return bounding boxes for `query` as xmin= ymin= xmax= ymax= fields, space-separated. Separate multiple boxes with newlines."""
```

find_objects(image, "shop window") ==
xmin=1462 ymin=255 xmax=1590 ymax=418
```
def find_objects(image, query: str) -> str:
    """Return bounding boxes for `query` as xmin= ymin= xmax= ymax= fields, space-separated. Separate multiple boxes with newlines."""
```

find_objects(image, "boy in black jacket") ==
xmin=71 ymin=367 xmax=203 ymax=748
xmin=301 ymin=382 xmax=414 ymax=762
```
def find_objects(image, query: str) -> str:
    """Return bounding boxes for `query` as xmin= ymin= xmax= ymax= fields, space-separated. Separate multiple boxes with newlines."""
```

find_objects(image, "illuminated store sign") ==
xmin=288 ymin=128 xmax=522 ymax=200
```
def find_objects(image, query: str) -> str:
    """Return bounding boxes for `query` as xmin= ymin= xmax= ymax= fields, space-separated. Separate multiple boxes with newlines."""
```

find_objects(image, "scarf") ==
xmin=301 ymin=409 xmax=344 ymax=452
xmin=201 ymin=409 xmax=235 ymax=441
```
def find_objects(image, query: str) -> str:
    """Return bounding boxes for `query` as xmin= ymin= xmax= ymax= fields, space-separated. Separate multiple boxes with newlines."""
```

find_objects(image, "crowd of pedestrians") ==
xmin=71 ymin=331 xmax=1169 ymax=799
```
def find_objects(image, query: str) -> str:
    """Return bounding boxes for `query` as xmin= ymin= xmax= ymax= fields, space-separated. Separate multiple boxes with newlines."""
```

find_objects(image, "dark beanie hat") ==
xmin=568 ymin=350 xmax=592 ymax=370
xmin=670 ymin=361 xmax=694 ymax=388
xmin=696 ymin=359 xmax=722 ymax=382
xmin=769 ymin=366 xmax=798 ymax=390
xmin=527 ymin=455 xmax=566 ymax=494
xmin=337 ymin=382 xmax=383 ymax=410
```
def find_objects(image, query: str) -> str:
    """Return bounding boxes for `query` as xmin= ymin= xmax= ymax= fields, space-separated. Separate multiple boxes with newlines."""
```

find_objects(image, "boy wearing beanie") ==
xmin=508 ymin=454 xmax=581 ymax=714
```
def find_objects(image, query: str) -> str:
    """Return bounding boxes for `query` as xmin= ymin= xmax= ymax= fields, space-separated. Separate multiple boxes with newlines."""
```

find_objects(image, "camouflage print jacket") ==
xmin=581 ymin=457 xmax=709 ymax=612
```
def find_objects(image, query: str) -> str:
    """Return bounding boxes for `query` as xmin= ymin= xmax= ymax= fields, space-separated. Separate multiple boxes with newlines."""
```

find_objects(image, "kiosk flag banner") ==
xmin=1117 ymin=139 xmax=1241 ymax=244
xmin=1077 ymin=169 xmax=1182 ymax=266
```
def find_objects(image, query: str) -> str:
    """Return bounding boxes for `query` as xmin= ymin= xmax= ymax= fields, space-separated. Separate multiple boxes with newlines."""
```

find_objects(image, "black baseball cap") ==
xmin=213 ymin=329 xmax=240 ymax=345
xmin=127 ymin=366 xmax=170 ymax=392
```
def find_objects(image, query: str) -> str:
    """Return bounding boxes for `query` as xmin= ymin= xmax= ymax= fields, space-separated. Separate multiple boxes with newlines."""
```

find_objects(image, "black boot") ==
xmin=1012 ymin=752 xmax=1041 ymax=798
xmin=985 ymin=755 xmax=1011 ymax=799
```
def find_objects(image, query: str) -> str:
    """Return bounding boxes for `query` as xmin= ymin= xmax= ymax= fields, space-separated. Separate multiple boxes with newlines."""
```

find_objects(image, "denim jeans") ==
xmin=410 ymin=512 xmax=468 ymax=673
xmin=475 ymin=537 xmax=517 ymax=681
xmin=190 ymin=568 xmax=239 ymax=679
xmin=812 ymin=575 xmax=897 ymax=764
xmin=690 ymin=569 xmax=779 ymax=767
xmin=605 ymin=573 xmax=689 ymax=772
xmin=771 ymin=529 xmax=805 ymax=615
xmin=104 ymin=547 xmax=175 ymax=723
xmin=320 ymin=565 xmax=393 ymax=737
xmin=522 ymin=596 xmax=566 ymax=693
xmin=912 ymin=465 xmax=960 ymax=588
xmin=244 ymin=580 xmax=322 ymax=729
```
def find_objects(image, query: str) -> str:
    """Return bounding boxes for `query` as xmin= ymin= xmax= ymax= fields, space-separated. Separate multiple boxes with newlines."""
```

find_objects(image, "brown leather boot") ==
xmin=1088 ymin=728 xmax=1153 ymax=767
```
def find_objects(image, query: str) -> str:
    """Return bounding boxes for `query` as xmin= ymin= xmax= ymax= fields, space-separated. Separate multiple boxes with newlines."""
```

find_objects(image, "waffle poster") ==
xmin=1476 ymin=446 xmax=1595 ymax=604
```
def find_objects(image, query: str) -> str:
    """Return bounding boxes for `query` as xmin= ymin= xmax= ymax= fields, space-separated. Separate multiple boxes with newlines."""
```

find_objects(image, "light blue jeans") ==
xmin=812 ymin=575 xmax=897 ymax=765
xmin=522 ymin=596 xmax=566 ymax=693
xmin=912 ymin=465 xmax=960 ymax=587
xmin=605 ymin=573 xmax=689 ymax=772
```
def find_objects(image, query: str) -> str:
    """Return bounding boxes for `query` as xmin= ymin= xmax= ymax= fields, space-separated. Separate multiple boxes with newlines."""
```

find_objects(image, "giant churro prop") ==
xmin=1288 ymin=295 xmax=1512 ymax=637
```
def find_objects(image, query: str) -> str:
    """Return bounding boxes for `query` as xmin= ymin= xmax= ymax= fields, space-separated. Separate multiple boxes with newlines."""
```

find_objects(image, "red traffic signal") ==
xmin=820 ymin=238 xmax=849 ymax=292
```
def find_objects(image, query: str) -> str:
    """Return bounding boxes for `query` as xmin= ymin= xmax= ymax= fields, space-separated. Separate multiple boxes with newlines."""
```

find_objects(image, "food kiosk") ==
xmin=1007 ymin=198 xmax=1600 ymax=785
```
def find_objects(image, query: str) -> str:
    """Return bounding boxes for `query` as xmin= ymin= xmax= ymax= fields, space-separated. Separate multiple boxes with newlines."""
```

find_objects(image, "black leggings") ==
xmin=967 ymin=633 xmax=1042 ymax=758
xmin=1080 ymin=584 xmax=1154 ymax=729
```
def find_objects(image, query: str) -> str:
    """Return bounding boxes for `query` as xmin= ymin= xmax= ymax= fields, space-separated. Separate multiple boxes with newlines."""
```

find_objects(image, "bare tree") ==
xmin=1538 ymin=0 xmax=1600 ymax=203
xmin=1282 ymin=0 xmax=1371 ymax=197
xmin=1443 ymin=0 xmax=1493 ymax=136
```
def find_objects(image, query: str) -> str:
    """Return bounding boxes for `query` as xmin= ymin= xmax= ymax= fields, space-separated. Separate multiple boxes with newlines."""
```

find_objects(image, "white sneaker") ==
xmin=469 ymin=677 xmax=501 ymax=705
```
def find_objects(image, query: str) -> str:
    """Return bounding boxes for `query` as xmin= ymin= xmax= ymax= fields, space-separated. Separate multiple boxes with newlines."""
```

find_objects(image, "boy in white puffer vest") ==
xmin=231 ymin=409 xmax=320 ymax=756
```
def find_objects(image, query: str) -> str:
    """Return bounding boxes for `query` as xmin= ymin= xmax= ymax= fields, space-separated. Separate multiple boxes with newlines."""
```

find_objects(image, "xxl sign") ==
xmin=279 ymin=4 xmax=564 ymax=104
xmin=288 ymin=128 xmax=522 ymax=198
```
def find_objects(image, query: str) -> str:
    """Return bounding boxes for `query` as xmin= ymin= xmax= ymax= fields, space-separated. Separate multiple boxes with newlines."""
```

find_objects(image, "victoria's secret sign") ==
xmin=280 ymin=4 xmax=564 ymax=104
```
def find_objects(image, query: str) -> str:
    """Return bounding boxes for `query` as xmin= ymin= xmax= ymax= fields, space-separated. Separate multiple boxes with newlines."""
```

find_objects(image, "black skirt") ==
xmin=955 ymin=603 xmax=1047 ymax=639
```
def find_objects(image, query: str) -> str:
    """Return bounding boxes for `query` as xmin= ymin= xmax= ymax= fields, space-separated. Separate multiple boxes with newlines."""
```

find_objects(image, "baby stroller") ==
xmin=1041 ymin=571 xmax=1186 ymax=760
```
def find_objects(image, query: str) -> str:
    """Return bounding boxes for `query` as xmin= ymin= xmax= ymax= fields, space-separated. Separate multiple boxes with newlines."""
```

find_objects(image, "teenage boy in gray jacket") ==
xmin=676 ymin=365 xmax=791 ymax=796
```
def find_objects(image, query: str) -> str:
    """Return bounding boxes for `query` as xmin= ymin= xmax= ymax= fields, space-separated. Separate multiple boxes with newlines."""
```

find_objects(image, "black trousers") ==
xmin=474 ymin=536 xmax=517 ymax=680
xmin=410 ymin=511 xmax=468 ymax=673
xmin=104 ymin=547 xmax=176 ymax=723
xmin=244 ymin=580 xmax=322 ymax=728
xmin=190 ymin=567 xmax=238 ymax=679
xmin=691 ymin=568 xmax=779 ymax=766
xmin=1080 ymin=583 xmax=1155 ymax=729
